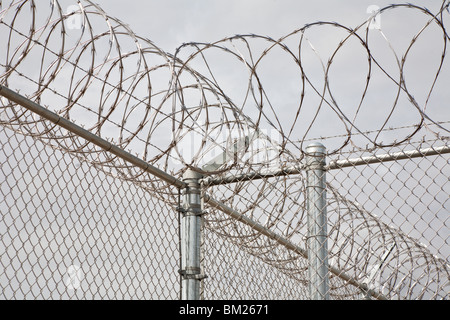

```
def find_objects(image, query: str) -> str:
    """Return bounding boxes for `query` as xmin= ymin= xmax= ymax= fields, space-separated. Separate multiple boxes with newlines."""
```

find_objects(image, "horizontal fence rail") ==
xmin=327 ymin=145 xmax=450 ymax=170
xmin=0 ymin=85 xmax=187 ymax=190
xmin=201 ymin=145 xmax=450 ymax=186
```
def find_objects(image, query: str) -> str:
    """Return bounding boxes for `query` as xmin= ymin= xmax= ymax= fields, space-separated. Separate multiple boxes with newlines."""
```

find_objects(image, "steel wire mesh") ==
xmin=201 ymin=131 xmax=449 ymax=300
xmin=326 ymin=135 xmax=449 ymax=300
xmin=0 ymin=0 xmax=449 ymax=300
xmin=0 ymin=123 xmax=180 ymax=299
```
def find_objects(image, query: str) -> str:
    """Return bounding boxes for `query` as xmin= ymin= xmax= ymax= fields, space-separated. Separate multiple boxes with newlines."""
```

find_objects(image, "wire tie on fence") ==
xmin=178 ymin=269 xmax=208 ymax=281
xmin=176 ymin=206 xmax=207 ymax=217
xmin=175 ymin=206 xmax=186 ymax=214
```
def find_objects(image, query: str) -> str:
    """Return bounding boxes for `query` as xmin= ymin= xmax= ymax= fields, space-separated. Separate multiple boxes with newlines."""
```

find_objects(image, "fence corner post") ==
xmin=180 ymin=168 xmax=204 ymax=300
xmin=305 ymin=142 xmax=329 ymax=300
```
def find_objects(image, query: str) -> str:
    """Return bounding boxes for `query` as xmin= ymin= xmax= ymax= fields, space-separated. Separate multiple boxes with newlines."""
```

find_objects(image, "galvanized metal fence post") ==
xmin=180 ymin=169 xmax=204 ymax=300
xmin=305 ymin=142 xmax=329 ymax=300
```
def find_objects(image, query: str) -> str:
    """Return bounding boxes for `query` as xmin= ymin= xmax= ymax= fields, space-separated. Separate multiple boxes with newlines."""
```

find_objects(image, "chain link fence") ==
xmin=0 ymin=123 xmax=181 ymax=299
xmin=201 ymin=131 xmax=449 ymax=300
xmin=326 ymin=134 xmax=449 ymax=300
xmin=2 ymin=115 xmax=447 ymax=299
xmin=0 ymin=0 xmax=449 ymax=300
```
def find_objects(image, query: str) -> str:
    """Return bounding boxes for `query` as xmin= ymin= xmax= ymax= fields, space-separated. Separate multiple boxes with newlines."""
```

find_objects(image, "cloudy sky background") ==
xmin=99 ymin=0 xmax=448 ymax=161
xmin=98 ymin=0 xmax=447 ymax=52
xmin=98 ymin=0 xmax=449 ymax=138
xmin=2 ymin=0 xmax=449 ymax=160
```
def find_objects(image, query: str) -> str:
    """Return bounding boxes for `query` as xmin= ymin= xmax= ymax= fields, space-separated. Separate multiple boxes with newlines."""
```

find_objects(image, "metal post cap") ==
xmin=183 ymin=169 xmax=203 ymax=180
xmin=305 ymin=142 xmax=326 ymax=155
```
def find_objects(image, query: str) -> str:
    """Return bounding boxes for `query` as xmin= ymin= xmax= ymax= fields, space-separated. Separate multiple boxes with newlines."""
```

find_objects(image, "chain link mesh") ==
xmin=0 ymin=0 xmax=449 ymax=300
xmin=326 ymin=134 xmax=449 ymax=300
xmin=201 ymin=129 xmax=449 ymax=300
xmin=202 ymin=225 xmax=309 ymax=300
xmin=0 ymin=123 xmax=180 ymax=299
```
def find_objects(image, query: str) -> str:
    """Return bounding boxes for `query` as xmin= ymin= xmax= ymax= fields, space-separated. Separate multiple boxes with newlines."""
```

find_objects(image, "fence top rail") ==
xmin=0 ymin=85 xmax=187 ymax=189
xmin=327 ymin=145 xmax=450 ymax=170
xmin=200 ymin=164 xmax=306 ymax=186
xmin=201 ymin=144 xmax=450 ymax=186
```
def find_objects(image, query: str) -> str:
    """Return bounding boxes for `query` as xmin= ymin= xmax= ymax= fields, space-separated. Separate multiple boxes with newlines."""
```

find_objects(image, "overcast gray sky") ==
xmin=97 ymin=0 xmax=449 ymax=137
xmin=1 ymin=0 xmax=448 ymax=162
xmin=98 ymin=0 xmax=446 ymax=51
